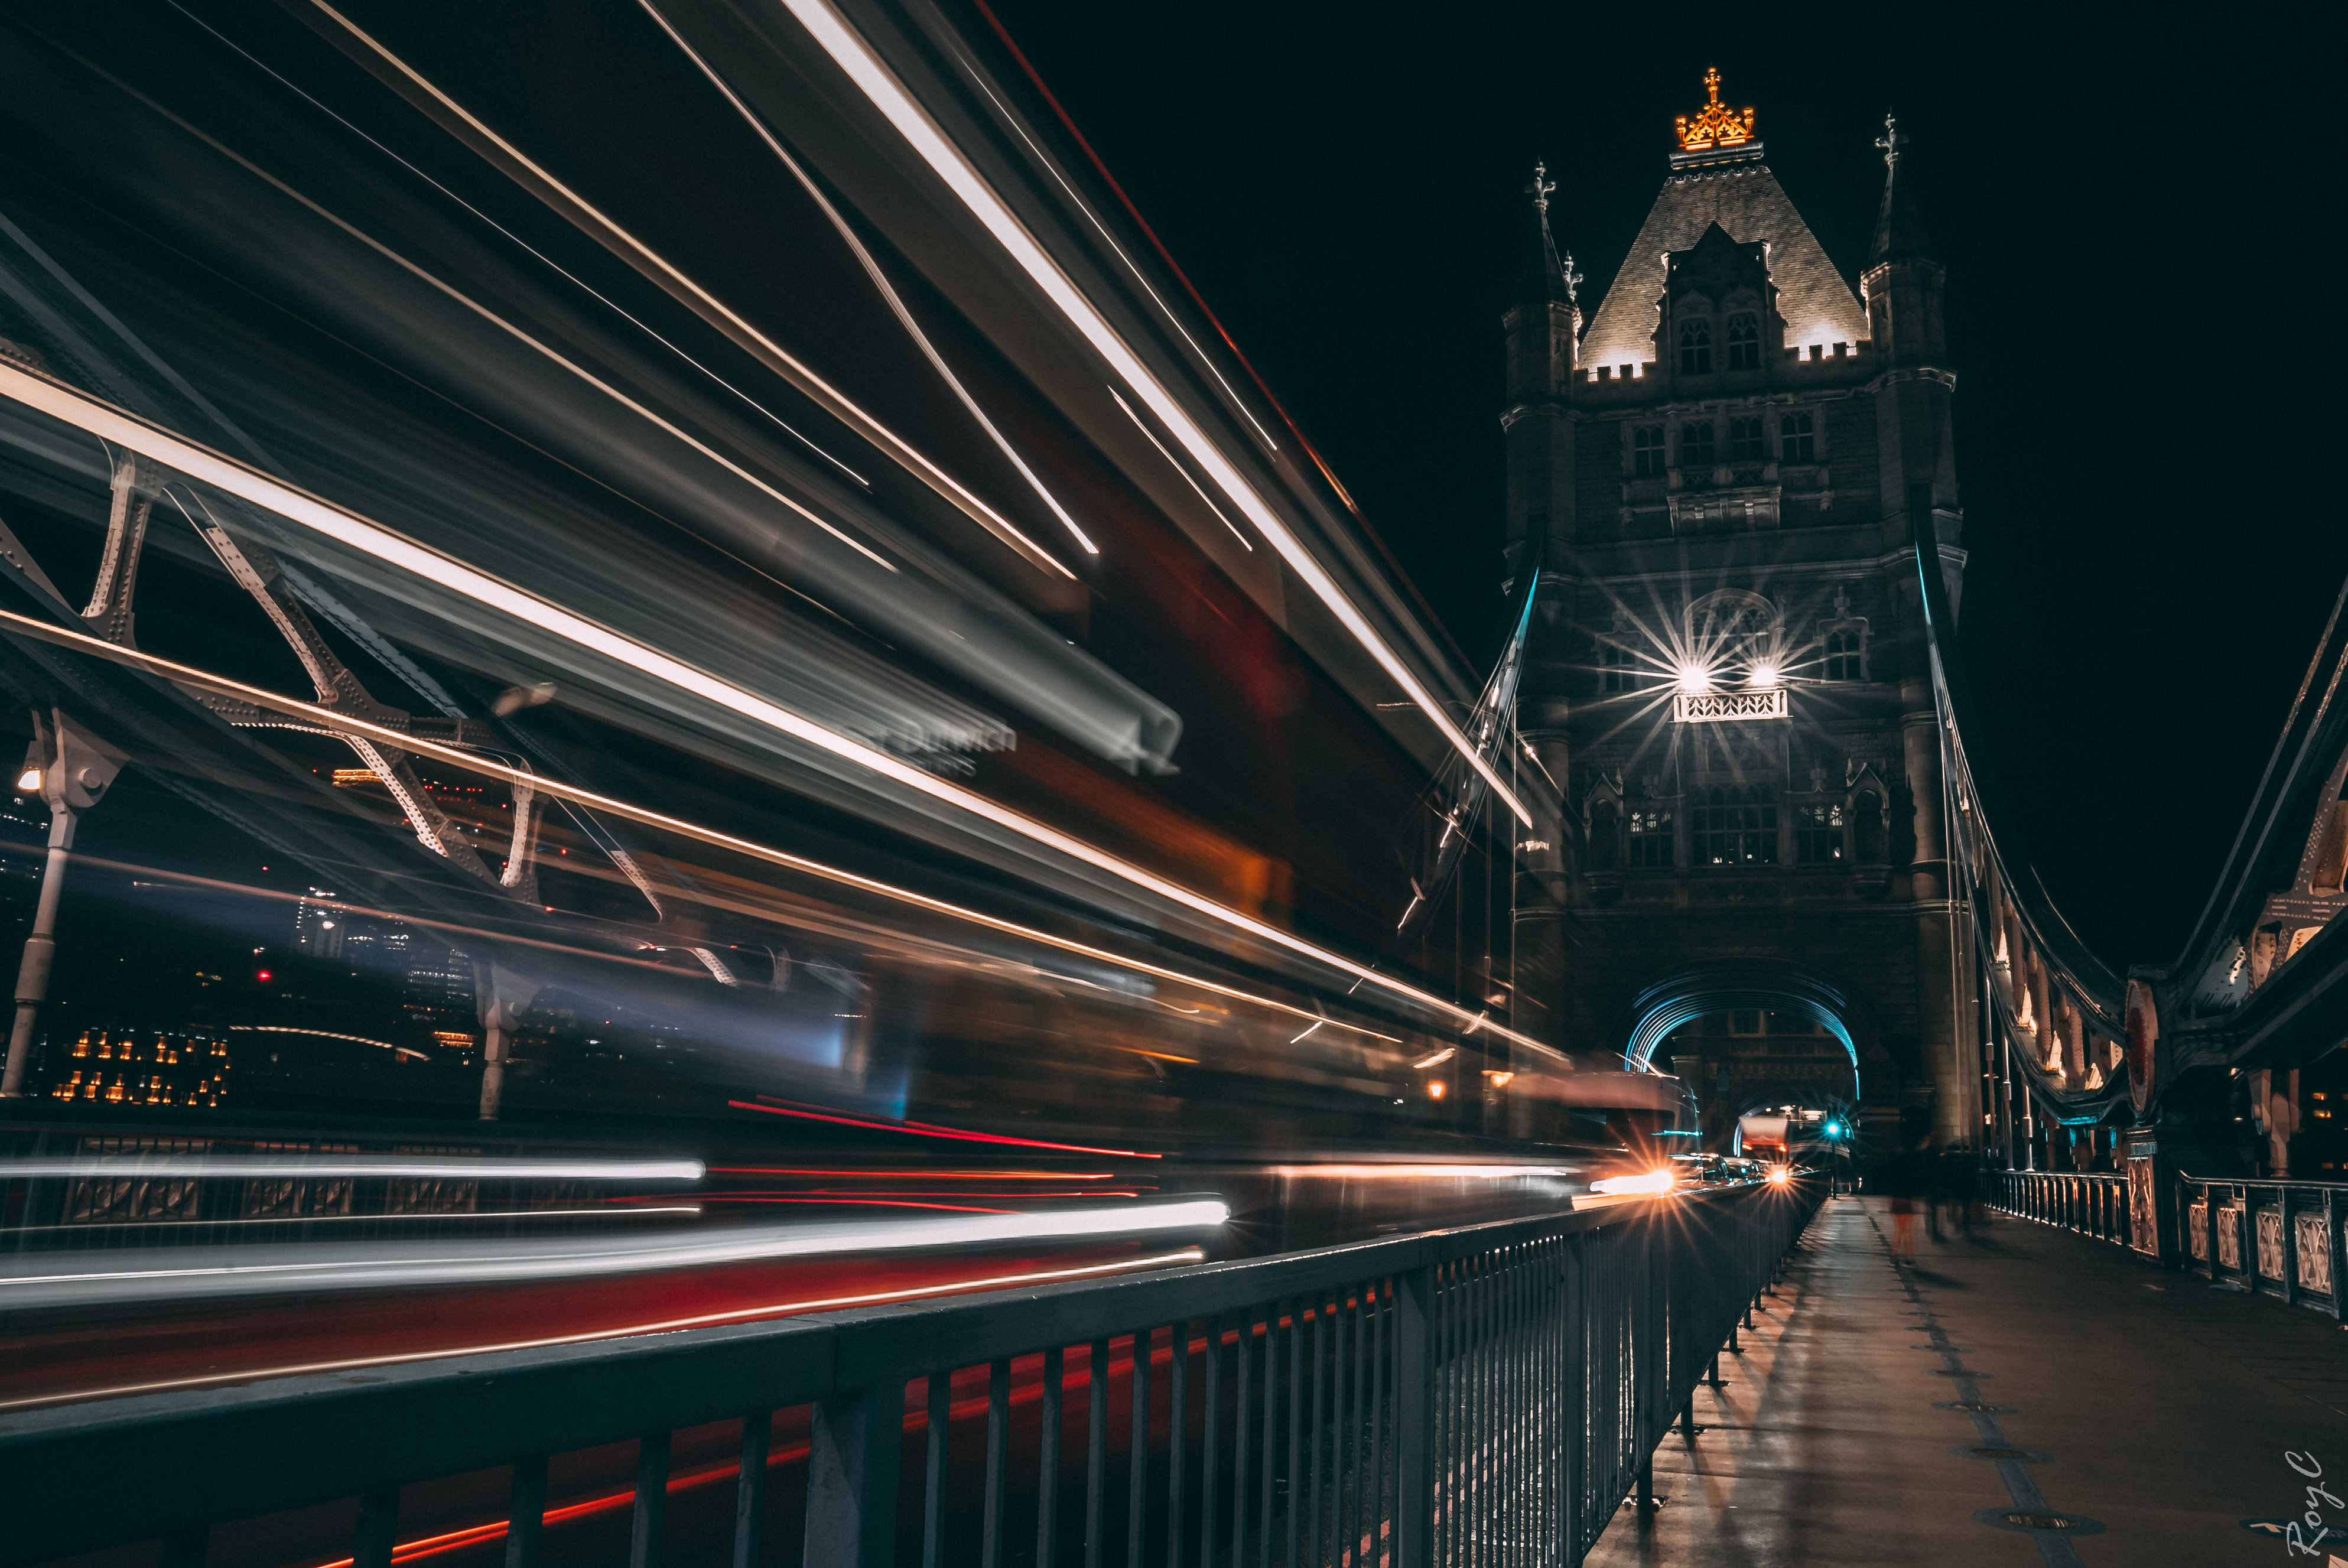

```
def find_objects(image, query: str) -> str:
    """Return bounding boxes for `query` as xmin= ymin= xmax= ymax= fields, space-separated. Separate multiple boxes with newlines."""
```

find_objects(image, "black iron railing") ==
xmin=0 ymin=1179 xmax=1820 ymax=1568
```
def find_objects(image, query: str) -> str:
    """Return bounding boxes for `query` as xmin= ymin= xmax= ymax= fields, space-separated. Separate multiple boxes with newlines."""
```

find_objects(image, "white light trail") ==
xmin=632 ymin=0 xmax=1097 ymax=559
xmin=1264 ymin=1163 xmax=1580 ymax=1180
xmin=775 ymin=0 xmax=1531 ymax=826
xmin=0 ymin=1248 xmax=1204 ymax=1413
xmin=2 ymin=1155 xmax=705 ymax=1180
xmin=0 ymin=610 xmax=1432 ymax=1056
xmin=0 ymin=370 xmax=1557 ymax=1057
xmin=301 ymin=2 xmax=1076 ymax=580
xmin=1108 ymin=389 xmax=1249 ymax=549
xmin=0 ymin=1199 xmax=1230 ymax=1308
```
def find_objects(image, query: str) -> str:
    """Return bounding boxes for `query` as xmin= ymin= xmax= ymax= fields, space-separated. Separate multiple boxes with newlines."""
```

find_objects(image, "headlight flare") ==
xmin=1588 ymin=1169 xmax=1677 ymax=1196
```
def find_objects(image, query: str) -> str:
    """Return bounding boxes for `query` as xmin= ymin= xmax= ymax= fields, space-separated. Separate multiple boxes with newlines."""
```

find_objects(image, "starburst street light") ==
xmin=1675 ymin=664 xmax=1712 ymax=693
xmin=1747 ymin=662 xmax=1783 ymax=689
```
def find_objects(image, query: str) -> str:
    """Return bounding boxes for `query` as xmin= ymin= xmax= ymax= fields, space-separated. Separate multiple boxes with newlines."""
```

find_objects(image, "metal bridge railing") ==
xmin=1988 ymin=1169 xmax=2133 ymax=1248
xmin=0 ymin=1179 xmax=1820 ymax=1568
xmin=2178 ymin=1173 xmax=2348 ymax=1320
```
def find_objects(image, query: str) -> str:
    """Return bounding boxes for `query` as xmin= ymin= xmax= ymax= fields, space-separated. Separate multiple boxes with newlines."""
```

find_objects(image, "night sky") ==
xmin=980 ymin=1 xmax=2333 ymax=973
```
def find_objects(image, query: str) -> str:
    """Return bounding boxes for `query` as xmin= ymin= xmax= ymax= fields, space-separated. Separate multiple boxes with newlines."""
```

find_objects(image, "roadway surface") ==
xmin=1588 ymin=1194 xmax=2348 ymax=1566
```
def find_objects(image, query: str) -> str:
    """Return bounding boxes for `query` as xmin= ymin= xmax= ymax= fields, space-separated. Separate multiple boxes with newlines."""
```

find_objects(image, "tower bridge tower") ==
xmin=1505 ymin=74 xmax=1974 ymax=1156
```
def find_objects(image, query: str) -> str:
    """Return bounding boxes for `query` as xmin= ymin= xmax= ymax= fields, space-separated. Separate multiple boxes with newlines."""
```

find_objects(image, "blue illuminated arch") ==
xmin=1620 ymin=962 xmax=1866 ymax=1102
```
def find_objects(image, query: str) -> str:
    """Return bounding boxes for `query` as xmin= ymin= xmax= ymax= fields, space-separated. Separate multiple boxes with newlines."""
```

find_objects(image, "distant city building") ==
xmin=402 ymin=941 xmax=476 ymax=1033
xmin=292 ymin=888 xmax=344 ymax=959
xmin=47 ymin=1026 xmax=231 ymax=1107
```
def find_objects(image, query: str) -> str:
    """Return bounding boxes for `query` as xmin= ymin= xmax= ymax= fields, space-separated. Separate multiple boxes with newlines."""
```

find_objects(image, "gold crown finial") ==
xmin=1675 ymin=67 xmax=1756 ymax=152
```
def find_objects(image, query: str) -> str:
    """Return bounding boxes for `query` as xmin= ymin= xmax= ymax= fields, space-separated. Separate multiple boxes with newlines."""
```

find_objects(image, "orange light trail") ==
xmin=707 ymin=1167 xmax=1118 ymax=1179
xmin=727 ymin=1097 xmax=1159 ymax=1157
xmin=704 ymin=1211 xmax=1019 ymax=1220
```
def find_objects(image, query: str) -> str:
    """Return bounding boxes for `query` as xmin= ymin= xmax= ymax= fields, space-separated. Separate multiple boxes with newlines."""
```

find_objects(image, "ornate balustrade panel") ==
xmin=2174 ymin=1175 xmax=2346 ymax=1321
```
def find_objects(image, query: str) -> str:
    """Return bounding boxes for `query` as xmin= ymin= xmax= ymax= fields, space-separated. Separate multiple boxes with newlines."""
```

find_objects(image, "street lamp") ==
xmin=0 ymin=711 xmax=129 ymax=1098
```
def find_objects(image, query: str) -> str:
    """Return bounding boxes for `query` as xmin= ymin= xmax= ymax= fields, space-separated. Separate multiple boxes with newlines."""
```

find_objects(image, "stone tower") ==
xmin=1505 ymin=73 xmax=1976 ymax=1155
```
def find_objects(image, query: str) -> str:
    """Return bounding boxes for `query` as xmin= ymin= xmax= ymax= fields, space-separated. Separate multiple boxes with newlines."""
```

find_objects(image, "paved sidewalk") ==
xmin=1585 ymin=1193 xmax=2348 ymax=1566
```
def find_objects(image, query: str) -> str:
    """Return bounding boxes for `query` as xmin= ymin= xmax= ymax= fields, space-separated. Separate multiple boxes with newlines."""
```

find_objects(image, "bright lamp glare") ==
xmin=1589 ymin=1168 xmax=1676 ymax=1196
xmin=1674 ymin=665 xmax=1710 ymax=693
xmin=1747 ymin=664 xmax=1782 ymax=689
xmin=1765 ymin=1166 xmax=1792 ymax=1184
xmin=14 ymin=768 xmax=38 ymax=792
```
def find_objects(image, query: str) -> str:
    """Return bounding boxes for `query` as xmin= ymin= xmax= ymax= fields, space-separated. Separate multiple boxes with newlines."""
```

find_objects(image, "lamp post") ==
xmin=0 ymin=711 xmax=129 ymax=1098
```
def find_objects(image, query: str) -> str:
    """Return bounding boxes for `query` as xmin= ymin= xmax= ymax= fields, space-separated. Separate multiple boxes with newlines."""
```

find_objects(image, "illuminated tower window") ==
xmin=1679 ymin=421 xmax=1716 ymax=469
xmin=1678 ymin=318 xmax=1713 ymax=374
xmin=1729 ymin=416 xmax=1765 ymax=462
xmin=1780 ymin=411 xmax=1815 ymax=462
xmin=1632 ymin=425 xmax=1667 ymax=477
xmin=1693 ymin=785 xmax=1777 ymax=864
xmin=1726 ymin=313 xmax=1761 ymax=370
xmin=1796 ymin=802 xmax=1846 ymax=861
xmin=1630 ymin=809 xmax=1674 ymax=867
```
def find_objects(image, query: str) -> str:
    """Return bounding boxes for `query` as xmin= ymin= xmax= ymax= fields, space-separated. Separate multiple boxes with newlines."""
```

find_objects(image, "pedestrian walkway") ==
xmin=1586 ymin=1193 xmax=2348 ymax=1566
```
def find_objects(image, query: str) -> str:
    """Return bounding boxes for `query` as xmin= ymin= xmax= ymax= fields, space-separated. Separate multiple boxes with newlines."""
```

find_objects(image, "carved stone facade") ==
xmin=1505 ymin=82 xmax=1974 ymax=1152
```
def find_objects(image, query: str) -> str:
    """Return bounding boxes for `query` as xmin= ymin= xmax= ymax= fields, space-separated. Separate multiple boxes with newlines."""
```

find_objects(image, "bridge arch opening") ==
xmin=1621 ymin=962 xmax=1867 ymax=1107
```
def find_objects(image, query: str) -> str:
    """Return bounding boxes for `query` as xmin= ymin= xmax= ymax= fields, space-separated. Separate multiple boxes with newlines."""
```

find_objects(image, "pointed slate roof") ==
xmin=1580 ymin=161 xmax=1867 ymax=371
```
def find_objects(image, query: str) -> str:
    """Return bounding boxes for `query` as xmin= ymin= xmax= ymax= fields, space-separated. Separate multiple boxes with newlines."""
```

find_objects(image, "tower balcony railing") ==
xmin=1674 ymin=688 xmax=1788 ymax=724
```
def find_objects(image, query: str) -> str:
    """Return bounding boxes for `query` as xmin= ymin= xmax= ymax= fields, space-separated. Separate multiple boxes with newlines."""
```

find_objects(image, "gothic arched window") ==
xmin=1729 ymin=416 xmax=1765 ymax=463
xmin=1678 ymin=318 xmax=1713 ymax=375
xmin=1726 ymin=312 xmax=1761 ymax=370
xmin=1679 ymin=420 xmax=1716 ymax=470
xmin=1600 ymin=641 xmax=1634 ymax=694
xmin=1823 ymin=629 xmax=1865 ymax=681
xmin=1632 ymin=425 xmax=1667 ymax=477
xmin=1780 ymin=411 xmax=1816 ymax=462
